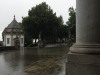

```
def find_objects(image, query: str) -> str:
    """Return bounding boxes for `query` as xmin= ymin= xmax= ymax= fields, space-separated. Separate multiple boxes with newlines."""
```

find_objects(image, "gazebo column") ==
xmin=66 ymin=0 xmax=100 ymax=75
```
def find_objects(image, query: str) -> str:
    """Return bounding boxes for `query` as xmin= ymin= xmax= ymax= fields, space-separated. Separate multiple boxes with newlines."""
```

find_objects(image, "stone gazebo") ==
xmin=2 ymin=15 xmax=24 ymax=47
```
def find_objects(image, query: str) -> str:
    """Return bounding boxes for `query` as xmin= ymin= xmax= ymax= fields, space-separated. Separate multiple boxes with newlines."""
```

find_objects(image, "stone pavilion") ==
xmin=2 ymin=15 xmax=24 ymax=47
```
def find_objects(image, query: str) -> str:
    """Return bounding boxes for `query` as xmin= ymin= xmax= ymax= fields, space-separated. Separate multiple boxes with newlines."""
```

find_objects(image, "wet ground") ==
xmin=0 ymin=45 xmax=68 ymax=75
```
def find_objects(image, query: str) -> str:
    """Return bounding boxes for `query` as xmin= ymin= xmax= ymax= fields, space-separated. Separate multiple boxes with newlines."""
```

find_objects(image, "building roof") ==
xmin=7 ymin=15 xmax=21 ymax=29
xmin=2 ymin=15 xmax=23 ymax=35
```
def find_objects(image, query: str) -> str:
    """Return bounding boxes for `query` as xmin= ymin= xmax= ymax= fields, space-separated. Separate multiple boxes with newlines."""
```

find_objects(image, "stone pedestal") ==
xmin=66 ymin=0 xmax=100 ymax=75
xmin=66 ymin=52 xmax=100 ymax=75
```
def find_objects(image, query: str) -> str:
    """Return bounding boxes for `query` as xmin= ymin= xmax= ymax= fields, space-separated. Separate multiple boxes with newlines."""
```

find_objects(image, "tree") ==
xmin=22 ymin=2 xmax=61 ymax=46
xmin=66 ymin=7 xmax=76 ymax=42
xmin=57 ymin=16 xmax=68 ymax=43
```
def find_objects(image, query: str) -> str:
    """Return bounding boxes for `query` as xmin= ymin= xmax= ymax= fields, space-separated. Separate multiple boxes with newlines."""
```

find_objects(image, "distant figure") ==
xmin=14 ymin=36 xmax=20 ymax=47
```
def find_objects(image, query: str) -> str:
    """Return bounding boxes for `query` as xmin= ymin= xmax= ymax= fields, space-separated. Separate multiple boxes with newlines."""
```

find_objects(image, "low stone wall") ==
xmin=0 ymin=46 xmax=18 ymax=51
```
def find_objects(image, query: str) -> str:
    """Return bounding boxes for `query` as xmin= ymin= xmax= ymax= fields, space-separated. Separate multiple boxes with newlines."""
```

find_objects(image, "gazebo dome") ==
xmin=7 ymin=15 xmax=21 ymax=29
xmin=2 ymin=15 xmax=23 ymax=34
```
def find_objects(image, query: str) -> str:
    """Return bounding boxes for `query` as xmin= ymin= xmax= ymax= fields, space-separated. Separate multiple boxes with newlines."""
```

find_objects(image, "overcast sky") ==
xmin=0 ymin=0 xmax=76 ymax=41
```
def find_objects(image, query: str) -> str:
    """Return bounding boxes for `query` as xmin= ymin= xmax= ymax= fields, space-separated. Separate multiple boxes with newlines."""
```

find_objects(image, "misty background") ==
xmin=0 ymin=0 xmax=76 ymax=41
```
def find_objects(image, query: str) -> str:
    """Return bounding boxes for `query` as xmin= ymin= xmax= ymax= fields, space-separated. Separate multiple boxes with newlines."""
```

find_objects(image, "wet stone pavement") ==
xmin=0 ymin=45 xmax=68 ymax=75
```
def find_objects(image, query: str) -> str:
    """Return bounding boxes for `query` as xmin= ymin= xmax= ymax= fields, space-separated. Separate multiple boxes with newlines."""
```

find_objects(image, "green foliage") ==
xmin=66 ymin=7 xmax=76 ymax=42
xmin=22 ymin=2 xmax=69 ymax=45
xmin=57 ymin=16 xmax=68 ymax=41
xmin=22 ymin=2 xmax=64 ymax=44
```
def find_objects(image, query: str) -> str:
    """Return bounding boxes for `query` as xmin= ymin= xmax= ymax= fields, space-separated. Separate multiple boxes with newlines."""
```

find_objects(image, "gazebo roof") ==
xmin=7 ymin=15 xmax=21 ymax=29
xmin=2 ymin=15 xmax=23 ymax=35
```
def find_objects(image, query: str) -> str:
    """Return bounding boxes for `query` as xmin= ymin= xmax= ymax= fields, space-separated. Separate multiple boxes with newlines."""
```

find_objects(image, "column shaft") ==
xmin=70 ymin=0 xmax=100 ymax=53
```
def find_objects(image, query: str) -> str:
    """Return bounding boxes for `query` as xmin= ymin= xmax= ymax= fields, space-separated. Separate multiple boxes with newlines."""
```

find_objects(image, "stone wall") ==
xmin=0 ymin=46 xmax=18 ymax=51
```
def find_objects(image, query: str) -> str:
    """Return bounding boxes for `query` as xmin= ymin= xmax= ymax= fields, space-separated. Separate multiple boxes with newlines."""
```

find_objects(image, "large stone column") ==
xmin=66 ymin=0 xmax=100 ymax=75
xmin=70 ymin=0 xmax=100 ymax=54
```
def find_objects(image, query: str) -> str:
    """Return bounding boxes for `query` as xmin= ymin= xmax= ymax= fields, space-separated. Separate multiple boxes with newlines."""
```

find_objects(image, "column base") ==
xmin=70 ymin=43 xmax=100 ymax=54
xmin=66 ymin=52 xmax=100 ymax=75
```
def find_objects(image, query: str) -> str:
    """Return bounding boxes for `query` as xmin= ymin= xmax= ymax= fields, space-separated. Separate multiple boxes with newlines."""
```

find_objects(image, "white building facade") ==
xmin=2 ymin=16 xmax=24 ymax=47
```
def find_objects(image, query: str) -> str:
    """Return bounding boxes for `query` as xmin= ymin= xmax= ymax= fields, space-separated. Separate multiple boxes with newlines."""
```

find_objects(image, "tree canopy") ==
xmin=66 ymin=7 xmax=76 ymax=42
xmin=22 ymin=2 xmax=66 ymax=46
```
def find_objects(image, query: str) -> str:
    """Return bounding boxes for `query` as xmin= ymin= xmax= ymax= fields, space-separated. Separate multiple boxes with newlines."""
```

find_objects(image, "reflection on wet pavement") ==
xmin=0 ymin=46 xmax=68 ymax=75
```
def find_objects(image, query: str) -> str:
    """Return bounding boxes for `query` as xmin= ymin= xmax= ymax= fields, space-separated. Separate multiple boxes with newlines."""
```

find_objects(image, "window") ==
xmin=21 ymin=38 xmax=23 ymax=44
xmin=7 ymin=38 xmax=10 ymax=44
